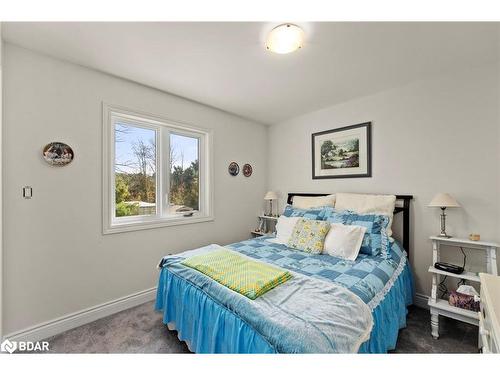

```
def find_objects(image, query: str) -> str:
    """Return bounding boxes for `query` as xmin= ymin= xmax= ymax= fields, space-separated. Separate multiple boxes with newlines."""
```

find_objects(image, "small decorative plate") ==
xmin=43 ymin=142 xmax=74 ymax=166
xmin=243 ymin=163 xmax=253 ymax=177
xmin=228 ymin=162 xmax=239 ymax=176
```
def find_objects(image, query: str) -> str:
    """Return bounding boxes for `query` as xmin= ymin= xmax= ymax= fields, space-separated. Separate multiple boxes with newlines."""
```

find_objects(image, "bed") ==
xmin=155 ymin=193 xmax=414 ymax=353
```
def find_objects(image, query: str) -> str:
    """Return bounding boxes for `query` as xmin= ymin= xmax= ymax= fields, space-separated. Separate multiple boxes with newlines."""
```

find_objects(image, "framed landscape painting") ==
xmin=312 ymin=122 xmax=372 ymax=179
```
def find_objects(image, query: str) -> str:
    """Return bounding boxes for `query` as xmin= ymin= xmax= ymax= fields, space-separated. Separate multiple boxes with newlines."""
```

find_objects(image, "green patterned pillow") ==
xmin=287 ymin=218 xmax=331 ymax=254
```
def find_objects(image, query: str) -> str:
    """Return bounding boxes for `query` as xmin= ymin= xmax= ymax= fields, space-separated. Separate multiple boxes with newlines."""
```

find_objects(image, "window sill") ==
xmin=103 ymin=214 xmax=215 ymax=235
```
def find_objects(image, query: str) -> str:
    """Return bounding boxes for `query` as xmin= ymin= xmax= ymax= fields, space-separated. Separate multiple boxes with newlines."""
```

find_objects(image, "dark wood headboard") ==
xmin=286 ymin=193 xmax=413 ymax=256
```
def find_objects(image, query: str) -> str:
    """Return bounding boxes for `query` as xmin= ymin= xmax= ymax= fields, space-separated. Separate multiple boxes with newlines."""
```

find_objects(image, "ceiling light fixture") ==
xmin=266 ymin=24 xmax=304 ymax=54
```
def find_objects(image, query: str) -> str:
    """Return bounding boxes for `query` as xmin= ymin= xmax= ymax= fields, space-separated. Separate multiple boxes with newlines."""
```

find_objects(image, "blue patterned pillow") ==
xmin=325 ymin=209 xmax=390 ymax=257
xmin=282 ymin=205 xmax=329 ymax=220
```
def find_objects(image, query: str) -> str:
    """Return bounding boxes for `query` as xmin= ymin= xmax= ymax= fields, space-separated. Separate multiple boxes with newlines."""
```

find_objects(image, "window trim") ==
xmin=102 ymin=103 xmax=214 ymax=234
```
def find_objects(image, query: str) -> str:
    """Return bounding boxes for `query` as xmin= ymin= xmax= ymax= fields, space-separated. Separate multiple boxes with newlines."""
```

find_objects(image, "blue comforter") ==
xmin=156 ymin=237 xmax=414 ymax=353
xmin=226 ymin=237 xmax=408 ymax=310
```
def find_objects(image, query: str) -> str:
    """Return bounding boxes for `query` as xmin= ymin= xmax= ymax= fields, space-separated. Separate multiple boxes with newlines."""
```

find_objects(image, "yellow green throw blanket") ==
xmin=181 ymin=248 xmax=292 ymax=300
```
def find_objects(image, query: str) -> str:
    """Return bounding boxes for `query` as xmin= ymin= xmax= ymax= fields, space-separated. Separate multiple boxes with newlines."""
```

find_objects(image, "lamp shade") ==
xmin=428 ymin=193 xmax=460 ymax=208
xmin=264 ymin=191 xmax=278 ymax=200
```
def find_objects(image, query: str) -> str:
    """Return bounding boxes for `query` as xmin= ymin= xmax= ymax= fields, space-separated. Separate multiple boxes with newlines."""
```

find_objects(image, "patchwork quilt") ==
xmin=159 ymin=244 xmax=374 ymax=353
xmin=226 ymin=236 xmax=407 ymax=309
xmin=157 ymin=237 xmax=410 ymax=352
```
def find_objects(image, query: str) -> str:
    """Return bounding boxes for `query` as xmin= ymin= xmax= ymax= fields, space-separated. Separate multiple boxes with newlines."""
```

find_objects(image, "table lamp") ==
xmin=428 ymin=193 xmax=460 ymax=238
xmin=264 ymin=191 xmax=278 ymax=216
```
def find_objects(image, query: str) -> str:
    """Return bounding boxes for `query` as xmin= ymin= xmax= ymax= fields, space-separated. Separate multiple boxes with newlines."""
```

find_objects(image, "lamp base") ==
xmin=438 ymin=208 xmax=452 ymax=238
xmin=267 ymin=201 xmax=273 ymax=217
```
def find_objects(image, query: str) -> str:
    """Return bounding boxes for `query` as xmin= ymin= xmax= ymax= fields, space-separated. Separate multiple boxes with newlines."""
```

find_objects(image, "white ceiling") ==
xmin=3 ymin=22 xmax=499 ymax=124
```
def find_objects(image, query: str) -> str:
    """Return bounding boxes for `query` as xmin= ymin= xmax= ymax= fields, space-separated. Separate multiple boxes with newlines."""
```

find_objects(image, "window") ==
xmin=103 ymin=104 xmax=213 ymax=233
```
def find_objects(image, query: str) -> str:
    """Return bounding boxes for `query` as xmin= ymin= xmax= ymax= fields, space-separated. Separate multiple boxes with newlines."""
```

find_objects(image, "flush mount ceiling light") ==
xmin=266 ymin=24 xmax=304 ymax=54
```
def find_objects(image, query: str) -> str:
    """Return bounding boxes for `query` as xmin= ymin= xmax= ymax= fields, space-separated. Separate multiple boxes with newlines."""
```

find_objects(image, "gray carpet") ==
xmin=45 ymin=302 xmax=478 ymax=353
xmin=390 ymin=306 xmax=478 ymax=353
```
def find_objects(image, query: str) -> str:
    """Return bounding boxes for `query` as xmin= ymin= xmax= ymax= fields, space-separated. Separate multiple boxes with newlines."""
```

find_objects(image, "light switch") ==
xmin=22 ymin=186 xmax=32 ymax=199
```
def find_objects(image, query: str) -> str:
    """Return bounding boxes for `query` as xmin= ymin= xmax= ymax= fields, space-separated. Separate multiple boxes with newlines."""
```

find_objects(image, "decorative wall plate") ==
xmin=228 ymin=161 xmax=239 ymax=176
xmin=43 ymin=142 xmax=74 ymax=166
xmin=243 ymin=163 xmax=253 ymax=177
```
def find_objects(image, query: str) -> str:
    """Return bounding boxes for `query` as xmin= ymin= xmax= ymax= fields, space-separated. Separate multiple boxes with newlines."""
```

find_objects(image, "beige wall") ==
xmin=2 ymin=44 xmax=268 ymax=334
xmin=268 ymin=63 xmax=500 ymax=298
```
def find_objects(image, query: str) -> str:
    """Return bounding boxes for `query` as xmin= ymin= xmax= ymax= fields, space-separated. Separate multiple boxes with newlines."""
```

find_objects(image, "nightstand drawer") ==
xmin=479 ymin=306 xmax=491 ymax=353
xmin=479 ymin=273 xmax=500 ymax=353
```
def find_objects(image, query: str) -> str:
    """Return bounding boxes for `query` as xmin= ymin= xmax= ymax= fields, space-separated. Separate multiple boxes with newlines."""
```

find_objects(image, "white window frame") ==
xmin=102 ymin=103 xmax=213 ymax=234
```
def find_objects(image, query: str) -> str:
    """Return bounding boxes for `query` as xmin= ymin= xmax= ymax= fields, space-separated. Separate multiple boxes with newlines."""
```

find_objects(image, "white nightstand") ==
xmin=251 ymin=215 xmax=278 ymax=237
xmin=428 ymin=236 xmax=498 ymax=339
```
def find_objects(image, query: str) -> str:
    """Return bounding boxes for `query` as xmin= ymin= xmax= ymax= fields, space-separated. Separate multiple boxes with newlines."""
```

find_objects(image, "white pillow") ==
xmin=323 ymin=223 xmax=367 ymax=261
xmin=267 ymin=216 xmax=300 ymax=245
xmin=335 ymin=193 xmax=396 ymax=237
xmin=292 ymin=194 xmax=336 ymax=209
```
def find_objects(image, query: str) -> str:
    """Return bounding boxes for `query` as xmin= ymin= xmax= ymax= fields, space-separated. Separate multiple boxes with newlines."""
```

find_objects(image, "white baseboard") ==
xmin=414 ymin=293 xmax=429 ymax=310
xmin=4 ymin=287 xmax=157 ymax=343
